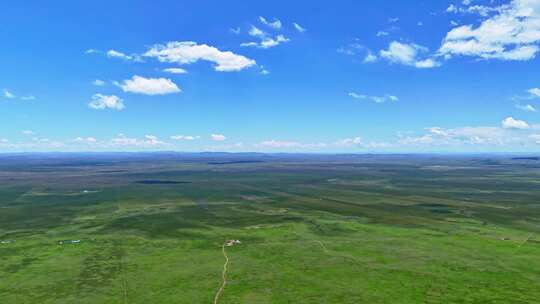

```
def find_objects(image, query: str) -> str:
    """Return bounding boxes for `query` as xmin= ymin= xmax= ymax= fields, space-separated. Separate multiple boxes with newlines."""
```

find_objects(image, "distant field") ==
xmin=1 ymin=153 xmax=539 ymax=303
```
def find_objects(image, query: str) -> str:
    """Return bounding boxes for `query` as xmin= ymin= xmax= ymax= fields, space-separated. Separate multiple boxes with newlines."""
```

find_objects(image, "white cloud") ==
xmin=336 ymin=137 xmax=363 ymax=147
xmin=502 ymin=116 xmax=530 ymax=129
xmin=257 ymin=140 xmax=327 ymax=149
xmin=349 ymin=92 xmax=398 ymax=103
xmin=249 ymin=25 xmax=265 ymax=38
xmin=110 ymin=134 xmax=165 ymax=146
xmin=259 ymin=16 xmax=282 ymax=29
xmin=260 ymin=65 xmax=270 ymax=75
xmin=364 ymin=52 xmax=378 ymax=63
xmin=144 ymin=41 xmax=256 ymax=72
xmin=163 ymin=67 xmax=188 ymax=74
xmin=380 ymin=41 xmax=440 ymax=68
xmin=402 ymin=126 xmax=509 ymax=146
xmin=21 ymin=130 xmax=34 ymax=136
xmin=3 ymin=89 xmax=15 ymax=99
xmin=439 ymin=0 xmax=540 ymax=61
xmin=107 ymin=49 xmax=131 ymax=60
xmin=88 ymin=94 xmax=125 ymax=110
xmin=170 ymin=135 xmax=199 ymax=140
xmin=75 ymin=137 xmax=97 ymax=143
xmin=529 ymin=87 xmax=540 ymax=98
xmin=85 ymin=49 xmax=99 ymax=54
xmin=106 ymin=49 xmax=141 ymax=61
xmin=516 ymin=104 xmax=537 ymax=112
xmin=293 ymin=22 xmax=306 ymax=33
xmin=3 ymin=89 xmax=36 ymax=101
xmin=241 ymin=26 xmax=290 ymax=49
xmin=20 ymin=95 xmax=36 ymax=101
xmin=530 ymin=133 xmax=540 ymax=144
xmin=376 ymin=31 xmax=389 ymax=37
xmin=211 ymin=134 xmax=226 ymax=141
xmin=93 ymin=79 xmax=105 ymax=86
xmin=119 ymin=75 xmax=181 ymax=95
xmin=399 ymin=134 xmax=435 ymax=145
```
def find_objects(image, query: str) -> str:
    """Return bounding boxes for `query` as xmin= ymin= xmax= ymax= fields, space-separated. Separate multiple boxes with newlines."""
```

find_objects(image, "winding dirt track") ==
xmin=213 ymin=243 xmax=229 ymax=304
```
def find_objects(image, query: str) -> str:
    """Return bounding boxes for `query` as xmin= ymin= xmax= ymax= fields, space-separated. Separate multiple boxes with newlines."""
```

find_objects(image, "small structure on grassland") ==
xmin=58 ymin=239 xmax=81 ymax=245
xmin=225 ymin=239 xmax=241 ymax=247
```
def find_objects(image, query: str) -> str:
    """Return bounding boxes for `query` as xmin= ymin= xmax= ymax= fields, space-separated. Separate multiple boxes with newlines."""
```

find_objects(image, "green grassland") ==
xmin=1 ymin=153 xmax=539 ymax=303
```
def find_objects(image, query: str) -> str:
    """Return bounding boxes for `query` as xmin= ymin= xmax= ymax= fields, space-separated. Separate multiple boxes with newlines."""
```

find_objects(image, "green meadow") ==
xmin=1 ymin=154 xmax=539 ymax=303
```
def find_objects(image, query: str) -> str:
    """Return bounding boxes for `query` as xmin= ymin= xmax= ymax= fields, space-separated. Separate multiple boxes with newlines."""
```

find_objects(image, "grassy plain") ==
xmin=1 ymin=153 xmax=539 ymax=303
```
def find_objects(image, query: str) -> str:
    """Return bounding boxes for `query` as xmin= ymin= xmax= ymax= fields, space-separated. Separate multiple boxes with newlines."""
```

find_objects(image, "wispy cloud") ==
xmin=293 ymin=22 xmax=306 ymax=33
xmin=380 ymin=41 xmax=440 ymax=68
xmin=3 ymin=89 xmax=15 ymax=99
xmin=211 ymin=134 xmax=226 ymax=141
xmin=259 ymin=16 xmax=282 ymax=29
xmin=241 ymin=25 xmax=290 ymax=49
xmin=88 ymin=94 xmax=125 ymax=110
xmin=163 ymin=67 xmax=188 ymax=74
xmin=349 ymin=92 xmax=398 ymax=103
xmin=93 ymin=79 xmax=105 ymax=86
xmin=170 ymin=135 xmax=199 ymax=140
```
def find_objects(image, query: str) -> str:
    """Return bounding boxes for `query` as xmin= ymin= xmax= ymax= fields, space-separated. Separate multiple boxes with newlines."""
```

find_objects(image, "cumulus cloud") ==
xmin=349 ymin=92 xmax=398 ymax=103
xmin=380 ymin=41 xmax=440 ymax=68
xmin=163 ymin=67 xmax=188 ymax=74
xmin=21 ymin=130 xmax=34 ymax=136
xmin=439 ymin=0 xmax=540 ymax=61
xmin=259 ymin=16 xmax=282 ymax=29
xmin=293 ymin=22 xmax=306 ymax=33
xmin=502 ymin=116 xmax=530 ymax=129
xmin=211 ymin=134 xmax=227 ymax=141
xmin=119 ymin=75 xmax=181 ymax=95
xmin=144 ymin=41 xmax=256 ymax=72
xmin=88 ymin=94 xmax=125 ymax=110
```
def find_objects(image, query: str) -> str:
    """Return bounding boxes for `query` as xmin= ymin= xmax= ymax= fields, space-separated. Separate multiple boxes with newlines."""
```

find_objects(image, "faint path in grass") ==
xmin=214 ymin=243 xmax=229 ymax=304
xmin=120 ymin=258 xmax=128 ymax=304
xmin=515 ymin=233 xmax=533 ymax=253
xmin=313 ymin=240 xmax=328 ymax=253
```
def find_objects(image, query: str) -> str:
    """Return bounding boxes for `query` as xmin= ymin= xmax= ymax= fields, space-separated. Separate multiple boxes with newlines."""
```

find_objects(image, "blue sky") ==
xmin=1 ymin=0 xmax=540 ymax=152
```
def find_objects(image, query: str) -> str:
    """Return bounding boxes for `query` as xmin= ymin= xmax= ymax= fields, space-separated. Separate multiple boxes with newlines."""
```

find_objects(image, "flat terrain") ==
xmin=1 ymin=153 xmax=539 ymax=303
